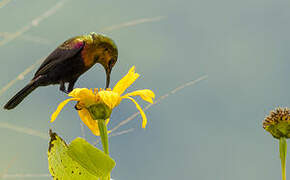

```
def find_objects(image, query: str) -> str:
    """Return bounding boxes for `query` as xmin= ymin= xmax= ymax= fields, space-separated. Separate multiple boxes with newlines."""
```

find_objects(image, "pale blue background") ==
xmin=0 ymin=0 xmax=289 ymax=179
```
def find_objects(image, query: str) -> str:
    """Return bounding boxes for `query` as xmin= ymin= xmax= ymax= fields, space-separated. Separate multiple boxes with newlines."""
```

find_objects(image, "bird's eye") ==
xmin=105 ymin=48 xmax=109 ymax=51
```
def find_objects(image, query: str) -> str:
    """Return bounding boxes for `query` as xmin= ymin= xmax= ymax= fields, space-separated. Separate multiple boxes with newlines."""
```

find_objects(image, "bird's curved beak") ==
xmin=105 ymin=68 xmax=111 ymax=89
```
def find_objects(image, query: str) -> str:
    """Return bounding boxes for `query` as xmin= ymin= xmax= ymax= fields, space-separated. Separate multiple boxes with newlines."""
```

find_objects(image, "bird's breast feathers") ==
xmin=58 ymin=36 xmax=95 ymax=68
xmin=81 ymin=43 xmax=99 ymax=68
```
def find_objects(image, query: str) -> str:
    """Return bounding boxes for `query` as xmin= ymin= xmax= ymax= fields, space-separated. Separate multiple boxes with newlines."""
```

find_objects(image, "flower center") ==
xmin=98 ymin=90 xmax=121 ymax=109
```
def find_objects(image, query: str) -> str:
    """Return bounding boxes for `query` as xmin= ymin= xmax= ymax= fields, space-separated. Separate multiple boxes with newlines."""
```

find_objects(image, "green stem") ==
xmin=279 ymin=137 xmax=287 ymax=180
xmin=88 ymin=104 xmax=112 ymax=180
xmin=98 ymin=119 xmax=109 ymax=155
xmin=97 ymin=119 xmax=110 ymax=180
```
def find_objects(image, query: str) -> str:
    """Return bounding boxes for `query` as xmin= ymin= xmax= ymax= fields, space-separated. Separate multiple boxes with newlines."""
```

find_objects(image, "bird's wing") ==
xmin=34 ymin=37 xmax=85 ymax=76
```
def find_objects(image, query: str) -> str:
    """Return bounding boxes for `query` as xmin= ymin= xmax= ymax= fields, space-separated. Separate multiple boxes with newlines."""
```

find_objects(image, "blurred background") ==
xmin=0 ymin=0 xmax=290 ymax=179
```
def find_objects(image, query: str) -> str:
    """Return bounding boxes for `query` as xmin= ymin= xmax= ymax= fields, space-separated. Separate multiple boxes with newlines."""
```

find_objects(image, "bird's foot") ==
xmin=74 ymin=102 xmax=82 ymax=110
xmin=63 ymin=90 xmax=69 ymax=94
xmin=59 ymin=81 xmax=69 ymax=94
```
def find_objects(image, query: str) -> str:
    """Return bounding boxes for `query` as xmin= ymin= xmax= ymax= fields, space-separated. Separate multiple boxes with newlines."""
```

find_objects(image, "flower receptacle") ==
xmin=263 ymin=107 xmax=290 ymax=139
xmin=266 ymin=122 xmax=290 ymax=139
xmin=88 ymin=103 xmax=112 ymax=120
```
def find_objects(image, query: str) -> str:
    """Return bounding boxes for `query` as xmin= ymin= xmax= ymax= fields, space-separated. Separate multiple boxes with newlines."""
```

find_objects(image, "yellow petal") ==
xmin=106 ymin=118 xmax=111 ymax=134
xmin=113 ymin=66 xmax=140 ymax=95
xmin=68 ymin=88 xmax=92 ymax=98
xmin=124 ymin=96 xmax=147 ymax=128
xmin=78 ymin=110 xmax=111 ymax=136
xmin=124 ymin=89 xmax=155 ymax=104
xmin=68 ymin=88 xmax=98 ymax=107
xmin=50 ymin=98 xmax=79 ymax=123
xmin=98 ymin=90 xmax=121 ymax=109
xmin=105 ymin=118 xmax=110 ymax=125
xmin=78 ymin=109 xmax=101 ymax=136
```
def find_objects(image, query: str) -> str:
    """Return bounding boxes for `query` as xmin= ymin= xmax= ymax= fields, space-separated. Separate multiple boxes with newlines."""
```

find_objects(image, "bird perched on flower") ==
xmin=4 ymin=32 xmax=118 ymax=110
xmin=50 ymin=66 xmax=155 ymax=136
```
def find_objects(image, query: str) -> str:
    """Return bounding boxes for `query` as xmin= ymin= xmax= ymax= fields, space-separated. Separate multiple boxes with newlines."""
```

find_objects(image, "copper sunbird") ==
xmin=4 ymin=32 xmax=118 ymax=110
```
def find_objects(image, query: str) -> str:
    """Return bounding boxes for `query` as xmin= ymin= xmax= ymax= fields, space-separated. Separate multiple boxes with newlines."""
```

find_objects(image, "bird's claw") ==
xmin=74 ymin=103 xmax=82 ymax=110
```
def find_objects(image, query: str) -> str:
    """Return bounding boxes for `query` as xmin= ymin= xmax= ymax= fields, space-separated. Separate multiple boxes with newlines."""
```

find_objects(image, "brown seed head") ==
xmin=263 ymin=107 xmax=290 ymax=139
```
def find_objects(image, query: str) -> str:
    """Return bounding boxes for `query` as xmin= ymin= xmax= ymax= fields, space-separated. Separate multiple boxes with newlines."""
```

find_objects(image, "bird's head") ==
xmin=90 ymin=32 xmax=118 ymax=88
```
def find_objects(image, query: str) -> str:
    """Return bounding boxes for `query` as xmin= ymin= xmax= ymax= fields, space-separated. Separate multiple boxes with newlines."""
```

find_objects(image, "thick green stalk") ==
xmin=98 ymin=119 xmax=110 ymax=180
xmin=279 ymin=137 xmax=287 ymax=180
xmin=88 ymin=104 xmax=112 ymax=180
xmin=98 ymin=119 xmax=109 ymax=155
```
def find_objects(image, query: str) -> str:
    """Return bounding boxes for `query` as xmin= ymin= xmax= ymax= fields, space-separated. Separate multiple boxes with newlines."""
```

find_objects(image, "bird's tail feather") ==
xmin=4 ymin=81 xmax=38 ymax=110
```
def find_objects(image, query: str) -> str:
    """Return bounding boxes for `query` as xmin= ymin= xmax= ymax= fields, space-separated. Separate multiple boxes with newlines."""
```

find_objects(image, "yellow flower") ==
xmin=263 ymin=107 xmax=290 ymax=139
xmin=50 ymin=66 xmax=155 ymax=136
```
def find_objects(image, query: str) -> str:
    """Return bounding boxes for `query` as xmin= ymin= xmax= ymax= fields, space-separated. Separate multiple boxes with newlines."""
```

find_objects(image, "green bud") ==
xmin=88 ymin=103 xmax=112 ymax=120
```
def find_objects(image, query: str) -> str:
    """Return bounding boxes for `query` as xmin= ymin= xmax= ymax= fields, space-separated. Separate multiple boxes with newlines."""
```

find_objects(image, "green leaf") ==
xmin=48 ymin=130 xmax=115 ymax=180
